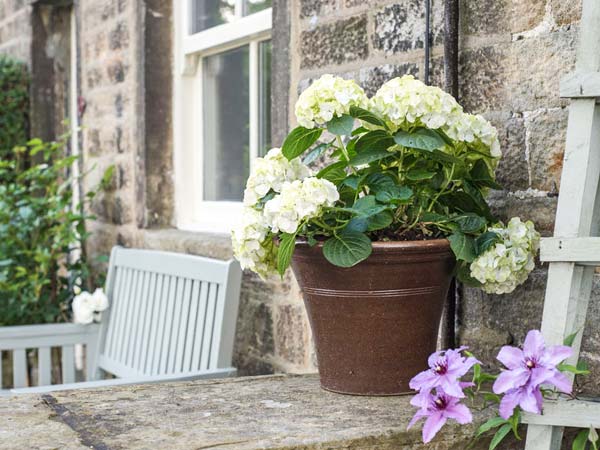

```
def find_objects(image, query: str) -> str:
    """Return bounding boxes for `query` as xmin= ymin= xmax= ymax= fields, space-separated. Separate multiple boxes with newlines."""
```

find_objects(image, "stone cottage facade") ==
xmin=0 ymin=0 xmax=597 ymax=391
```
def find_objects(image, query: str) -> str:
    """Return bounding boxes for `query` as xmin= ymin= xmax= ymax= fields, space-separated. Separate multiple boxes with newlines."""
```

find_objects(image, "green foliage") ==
xmin=0 ymin=136 xmax=110 ymax=325
xmin=573 ymin=428 xmax=600 ymax=450
xmin=274 ymin=106 xmax=504 ymax=273
xmin=0 ymin=56 xmax=29 ymax=158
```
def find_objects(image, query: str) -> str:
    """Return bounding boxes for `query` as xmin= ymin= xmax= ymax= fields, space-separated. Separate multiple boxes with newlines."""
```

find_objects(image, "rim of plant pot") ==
xmin=294 ymin=238 xmax=454 ymax=265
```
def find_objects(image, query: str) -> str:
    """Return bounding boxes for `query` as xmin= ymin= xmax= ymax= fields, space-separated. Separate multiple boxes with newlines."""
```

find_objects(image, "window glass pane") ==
xmin=203 ymin=46 xmax=249 ymax=201
xmin=243 ymin=0 xmax=271 ymax=16
xmin=190 ymin=0 xmax=235 ymax=33
xmin=258 ymin=40 xmax=271 ymax=156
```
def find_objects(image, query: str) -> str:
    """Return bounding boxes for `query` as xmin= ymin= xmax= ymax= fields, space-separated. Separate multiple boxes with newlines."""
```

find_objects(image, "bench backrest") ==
xmin=96 ymin=247 xmax=242 ymax=379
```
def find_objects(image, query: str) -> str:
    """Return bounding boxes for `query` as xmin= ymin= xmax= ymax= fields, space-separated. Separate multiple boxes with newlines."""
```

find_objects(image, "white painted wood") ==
xmin=212 ymin=262 xmax=242 ymax=369
xmin=140 ymin=273 xmax=160 ymax=374
xmin=523 ymin=399 xmax=600 ymax=428
xmin=182 ymin=280 xmax=201 ymax=373
xmin=113 ymin=249 xmax=231 ymax=284
xmin=174 ymin=279 xmax=193 ymax=373
xmin=0 ymin=324 xmax=101 ymax=350
xmin=61 ymin=346 xmax=75 ymax=384
xmin=38 ymin=347 xmax=51 ymax=386
xmin=12 ymin=349 xmax=27 ymax=388
xmin=173 ymin=1 xmax=272 ymax=233
xmin=560 ymin=72 xmax=600 ymax=98
xmin=167 ymin=277 xmax=186 ymax=373
xmin=150 ymin=274 xmax=169 ymax=375
xmin=3 ymin=246 xmax=242 ymax=392
xmin=183 ymin=9 xmax=271 ymax=57
xmin=201 ymin=283 xmax=218 ymax=370
xmin=191 ymin=281 xmax=209 ymax=371
xmin=125 ymin=270 xmax=146 ymax=368
xmin=524 ymin=1 xmax=600 ymax=448
xmin=540 ymin=236 xmax=600 ymax=264
xmin=133 ymin=271 xmax=153 ymax=371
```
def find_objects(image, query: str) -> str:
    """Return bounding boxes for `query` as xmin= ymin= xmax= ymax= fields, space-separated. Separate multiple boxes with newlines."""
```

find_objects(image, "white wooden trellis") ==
xmin=520 ymin=0 xmax=600 ymax=448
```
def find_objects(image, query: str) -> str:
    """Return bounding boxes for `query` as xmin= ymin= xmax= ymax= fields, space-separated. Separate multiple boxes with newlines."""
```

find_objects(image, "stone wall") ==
xmin=0 ymin=0 xmax=31 ymax=62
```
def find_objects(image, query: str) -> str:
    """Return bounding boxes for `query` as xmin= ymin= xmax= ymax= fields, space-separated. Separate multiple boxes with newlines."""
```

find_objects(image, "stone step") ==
xmin=0 ymin=374 xmax=502 ymax=449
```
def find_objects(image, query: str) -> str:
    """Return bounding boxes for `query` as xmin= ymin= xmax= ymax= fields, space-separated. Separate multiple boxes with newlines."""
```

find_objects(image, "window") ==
xmin=174 ymin=0 xmax=272 ymax=232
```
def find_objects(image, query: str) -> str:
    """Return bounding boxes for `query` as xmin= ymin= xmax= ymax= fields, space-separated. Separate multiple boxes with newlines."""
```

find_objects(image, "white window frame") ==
xmin=173 ymin=1 xmax=272 ymax=234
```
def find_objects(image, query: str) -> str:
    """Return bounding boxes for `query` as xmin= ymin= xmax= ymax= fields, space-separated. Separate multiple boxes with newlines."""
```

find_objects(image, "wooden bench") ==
xmin=0 ymin=246 xmax=242 ymax=394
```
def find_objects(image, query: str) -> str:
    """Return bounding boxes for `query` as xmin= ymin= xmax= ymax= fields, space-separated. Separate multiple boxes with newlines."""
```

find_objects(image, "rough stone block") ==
xmin=551 ymin=0 xmax=582 ymax=26
xmin=459 ymin=45 xmax=508 ymax=113
xmin=358 ymin=63 xmax=419 ymax=96
xmin=275 ymin=304 xmax=311 ymax=367
xmin=527 ymin=107 xmax=568 ymax=192
xmin=300 ymin=15 xmax=368 ymax=69
xmin=461 ymin=0 xmax=546 ymax=35
xmin=488 ymin=112 xmax=529 ymax=191
xmin=508 ymin=27 xmax=577 ymax=112
xmin=108 ymin=21 xmax=129 ymax=50
xmin=106 ymin=60 xmax=126 ymax=83
xmin=299 ymin=0 xmax=337 ymax=19
xmin=488 ymin=191 xmax=558 ymax=235
xmin=372 ymin=0 xmax=443 ymax=55
xmin=233 ymin=296 xmax=275 ymax=369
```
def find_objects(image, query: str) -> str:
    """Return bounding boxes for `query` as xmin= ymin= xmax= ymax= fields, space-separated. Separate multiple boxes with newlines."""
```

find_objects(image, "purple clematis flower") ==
xmin=409 ymin=347 xmax=479 ymax=398
xmin=493 ymin=330 xmax=573 ymax=419
xmin=493 ymin=330 xmax=572 ymax=394
xmin=408 ymin=389 xmax=473 ymax=443
xmin=498 ymin=384 xmax=544 ymax=419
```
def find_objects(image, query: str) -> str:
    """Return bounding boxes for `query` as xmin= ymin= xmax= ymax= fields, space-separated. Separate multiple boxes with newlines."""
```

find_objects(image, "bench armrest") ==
xmin=0 ymin=323 xmax=101 ymax=351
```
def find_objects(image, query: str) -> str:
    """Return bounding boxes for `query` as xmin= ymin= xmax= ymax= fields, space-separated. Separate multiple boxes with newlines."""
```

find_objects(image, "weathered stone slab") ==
xmin=0 ymin=375 xmax=499 ymax=450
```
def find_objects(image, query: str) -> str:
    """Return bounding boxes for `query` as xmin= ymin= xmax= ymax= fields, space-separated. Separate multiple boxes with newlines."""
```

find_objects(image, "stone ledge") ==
xmin=0 ymin=374 xmax=498 ymax=450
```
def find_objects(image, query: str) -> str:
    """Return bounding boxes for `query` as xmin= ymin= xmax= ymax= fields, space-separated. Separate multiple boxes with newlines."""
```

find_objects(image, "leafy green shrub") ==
xmin=0 ymin=136 xmax=111 ymax=325
xmin=0 ymin=56 xmax=29 ymax=158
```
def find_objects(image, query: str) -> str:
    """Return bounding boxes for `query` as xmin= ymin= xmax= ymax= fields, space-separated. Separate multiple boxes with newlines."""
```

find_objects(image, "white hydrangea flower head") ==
xmin=445 ymin=113 xmax=502 ymax=159
xmin=371 ymin=75 xmax=501 ymax=161
xmin=243 ymin=147 xmax=311 ymax=206
xmin=263 ymin=177 xmax=340 ymax=234
xmin=370 ymin=75 xmax=464 ymax=132
xmin=295 ymin=74 xmax=368 ymax=129
xmin=231 ymin=207 xmax=278 ymax=279
xmin=469 ymin=218 xmax=540 ymax=294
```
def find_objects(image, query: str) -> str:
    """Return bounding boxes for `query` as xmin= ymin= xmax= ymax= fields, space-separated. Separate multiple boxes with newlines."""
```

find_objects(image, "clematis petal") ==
xmin=523 ymin=330 xmax=545 ymax=359
xmin=409 ymin=370 xmax=438 ymax=392
xmin=547 ymin=370 xmax=572 ymax=394
xmin=445 ymin=403 xmax=473 ymax=425
xmin=428 ymin=351 xmax=443 ymax=368
xmin=529 ymin=367 xmax=555 ymax=387
xmin=440 ymin=378 xmax=466 ymax=398
xmin=493 ymin=368 xmax=530 ymax=394
xmin=541 ymin=345 xmax=572 ymax=366
xmin=519 ymin=386 xmax=543 ymax=415
xmin=408 ymin=409 xmax=429 ymax=430
xmin=422 ymin=413 xmax=447 ymax=444
xmin=410 ymin=391 xmax=433 ymax=409
xmin=499 ymin=389 xmax=521 ymax=419
xmin=497 ymin=346 xmax=525 ymax=370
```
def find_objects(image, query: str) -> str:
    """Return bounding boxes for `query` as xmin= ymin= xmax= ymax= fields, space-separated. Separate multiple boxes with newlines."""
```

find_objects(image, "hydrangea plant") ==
xmin=232 ymin=74 xmax=540 ymax=294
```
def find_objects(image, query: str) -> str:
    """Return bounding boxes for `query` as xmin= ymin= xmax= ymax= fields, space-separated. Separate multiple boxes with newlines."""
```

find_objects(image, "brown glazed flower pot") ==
xmin=291 ymin=239 xmax=455 ymax=396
